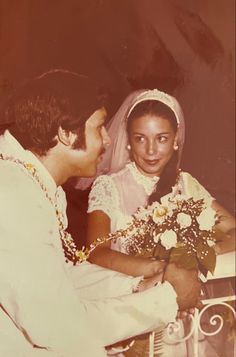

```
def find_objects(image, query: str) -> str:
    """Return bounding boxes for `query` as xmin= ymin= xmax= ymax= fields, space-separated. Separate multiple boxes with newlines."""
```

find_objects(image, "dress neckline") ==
xmin=127 ymin=162 xmax=159 ymax=195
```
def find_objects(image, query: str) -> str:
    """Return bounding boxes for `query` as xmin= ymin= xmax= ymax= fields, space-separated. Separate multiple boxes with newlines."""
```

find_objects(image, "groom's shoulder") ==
xmin=0 ymin=160 xmax=35 ymax=195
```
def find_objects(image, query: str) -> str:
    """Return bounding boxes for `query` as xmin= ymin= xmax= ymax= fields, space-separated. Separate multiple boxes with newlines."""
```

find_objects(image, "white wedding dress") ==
xmin=88 ymin=162 xmax=224 ymax=357
xmin=88 ymin=161 xmax=213 ymax=250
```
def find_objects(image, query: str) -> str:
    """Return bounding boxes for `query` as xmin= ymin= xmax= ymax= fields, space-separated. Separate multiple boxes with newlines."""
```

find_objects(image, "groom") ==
xmin=0 ymin=70 xmax=201 ymax=357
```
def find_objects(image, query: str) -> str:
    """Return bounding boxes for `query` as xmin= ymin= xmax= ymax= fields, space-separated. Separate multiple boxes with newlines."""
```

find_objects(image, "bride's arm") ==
xmin=184 ymin=173 xmax=235 ymax=255
xmin=212 ymin=200 xmax=235 ymax=255
xmin=87 ymin=210 xmax=165 ymax=278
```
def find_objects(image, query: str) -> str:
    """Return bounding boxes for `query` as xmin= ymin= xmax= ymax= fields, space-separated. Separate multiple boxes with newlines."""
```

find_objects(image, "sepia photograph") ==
xmin=0 ymin=1 xmax=235 ymax=356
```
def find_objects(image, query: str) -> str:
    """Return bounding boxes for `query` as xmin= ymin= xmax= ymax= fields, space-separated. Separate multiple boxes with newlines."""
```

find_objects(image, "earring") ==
xmin=173 ymin=144 xmax=178 ymax=151
xmin=127 ymin=144 xmax=131 ymax=150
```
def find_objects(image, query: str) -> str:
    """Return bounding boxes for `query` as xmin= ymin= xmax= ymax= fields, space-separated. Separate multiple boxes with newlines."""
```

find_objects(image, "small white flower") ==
xmin=153 ymin=233 xmax=161 ymax=243
xmin=160 ymin=195 xmax=171 ymax=206
xmin=207 ymin=239 xmax=215 ymax=247
xmin=196 ymin=207 xmax=216 ymax=231
xmin=160 ymin=196 xmax=175 ymax=215
xmin=176 ymin=212 xmax=192 ymax=228
xmin=134 ymin=206 xmax=149 ymax=220
xmin=160 ymin=229 xmax=177 ymax=250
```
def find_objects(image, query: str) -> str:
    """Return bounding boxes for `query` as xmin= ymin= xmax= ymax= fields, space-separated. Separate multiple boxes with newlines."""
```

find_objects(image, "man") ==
xmin=0 ymin=70 xmax=200 ymax=357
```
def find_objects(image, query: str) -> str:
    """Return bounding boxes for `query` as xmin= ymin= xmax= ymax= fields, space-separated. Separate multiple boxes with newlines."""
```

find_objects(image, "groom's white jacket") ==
xmin=0 ymin=131 xmax=178 ymax=357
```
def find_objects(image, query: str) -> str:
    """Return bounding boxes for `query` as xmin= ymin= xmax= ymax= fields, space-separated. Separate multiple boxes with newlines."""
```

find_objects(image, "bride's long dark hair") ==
xmin=127 ymin=100 xmax=179 ymax=204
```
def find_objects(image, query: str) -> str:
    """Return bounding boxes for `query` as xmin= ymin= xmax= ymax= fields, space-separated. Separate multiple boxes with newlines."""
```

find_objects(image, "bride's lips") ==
xmin=144 ymin=159 xmax=160 ymax=165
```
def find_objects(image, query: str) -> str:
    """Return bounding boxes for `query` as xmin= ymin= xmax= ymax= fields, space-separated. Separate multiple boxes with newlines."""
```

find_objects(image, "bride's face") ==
xmin=128 ymin=114 xmax=178 ymax=177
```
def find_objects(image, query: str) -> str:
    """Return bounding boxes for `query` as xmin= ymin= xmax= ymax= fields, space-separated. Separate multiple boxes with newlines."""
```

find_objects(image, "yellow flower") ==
xmin=75 ymin=249 xmax=89 ymax=261
xmin=26 ymin=163 xmax=34 ymax=171
xmin=153 ymin=206 xmax=168 ymax=223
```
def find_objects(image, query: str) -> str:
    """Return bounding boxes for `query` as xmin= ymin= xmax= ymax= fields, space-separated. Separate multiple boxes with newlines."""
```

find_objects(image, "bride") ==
xmin=83 ymin=89 xmax=235 ymax=356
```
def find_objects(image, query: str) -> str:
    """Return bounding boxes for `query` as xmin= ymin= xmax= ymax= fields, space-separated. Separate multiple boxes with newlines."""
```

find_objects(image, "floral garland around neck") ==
xmin=0 ymin=153 xmax=83 ymax=265
xmin=128 ymin=162 xmax=159 ymax=195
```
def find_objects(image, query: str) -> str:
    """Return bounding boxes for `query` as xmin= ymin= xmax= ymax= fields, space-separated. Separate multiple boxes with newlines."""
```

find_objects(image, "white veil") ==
xmin=76 ymin=89 xmax=185 ymax=190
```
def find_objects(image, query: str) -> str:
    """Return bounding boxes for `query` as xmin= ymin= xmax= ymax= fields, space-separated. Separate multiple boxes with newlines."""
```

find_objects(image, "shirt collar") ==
xmin=0 ymin=130 xmax=57 ymax=198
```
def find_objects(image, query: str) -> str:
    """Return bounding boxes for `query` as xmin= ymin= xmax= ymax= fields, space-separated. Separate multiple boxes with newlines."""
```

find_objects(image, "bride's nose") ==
xmin=146 ymin=139 xmax=157 ymax=155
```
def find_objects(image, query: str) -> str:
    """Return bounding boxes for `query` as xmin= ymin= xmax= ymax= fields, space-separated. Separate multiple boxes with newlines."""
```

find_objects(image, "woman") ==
xmin=85 ymin=89 xmax=235 ymax=356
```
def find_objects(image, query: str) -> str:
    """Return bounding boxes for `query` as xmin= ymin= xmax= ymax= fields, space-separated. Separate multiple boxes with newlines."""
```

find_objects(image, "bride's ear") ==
xmin=57 ymin=126 xmax=77 ymax=147
xmin=173 ymin=133 xmax=179 ymax=151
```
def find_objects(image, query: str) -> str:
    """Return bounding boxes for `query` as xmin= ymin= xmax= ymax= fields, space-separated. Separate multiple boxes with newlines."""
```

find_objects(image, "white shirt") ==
xmin=0 ymin=131 xmax=178 ymax=357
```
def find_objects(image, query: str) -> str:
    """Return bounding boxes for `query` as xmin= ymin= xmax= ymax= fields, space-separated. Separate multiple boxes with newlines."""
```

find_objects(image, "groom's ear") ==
xmin=57 ymin=126 xmax=77 ymax=147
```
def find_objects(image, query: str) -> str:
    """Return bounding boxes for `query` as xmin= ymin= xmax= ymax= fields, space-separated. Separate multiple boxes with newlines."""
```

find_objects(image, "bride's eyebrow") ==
xmin=132 ymin=131 xmax=170 ymax=135
xmin=156 ymin=131 xmax=170 ymax=135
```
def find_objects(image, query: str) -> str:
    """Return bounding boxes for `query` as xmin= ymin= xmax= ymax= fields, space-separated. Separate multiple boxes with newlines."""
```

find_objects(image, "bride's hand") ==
xmin=141 ymin=259 xmax=166 ymax=278
xmin=136 ymin=271 xmax=164 ymax=292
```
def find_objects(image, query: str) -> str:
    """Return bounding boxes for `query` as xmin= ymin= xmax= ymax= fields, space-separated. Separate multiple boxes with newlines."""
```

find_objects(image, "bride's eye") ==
xmin=158 ymin=135 xmax=168 ymax=143
xmin=134 ymin=135 xmax=145 ymax=143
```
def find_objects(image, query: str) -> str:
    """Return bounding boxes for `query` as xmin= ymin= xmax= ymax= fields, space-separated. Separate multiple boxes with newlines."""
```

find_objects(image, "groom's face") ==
xmin=70 ymin=108 xmax=110 ymax=177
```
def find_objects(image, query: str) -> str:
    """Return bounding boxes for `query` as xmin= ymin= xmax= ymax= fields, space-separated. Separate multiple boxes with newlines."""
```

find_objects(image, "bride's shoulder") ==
xmin=91 ymin=173 xmax=119 ymax=195
xmin=179 ymin=171 xmax=202 ymax=186
xmin=111 ymin=164 xmax=130 ymax=179
xmin=92 ymin=174 xmax=114 ymax=188
xmin=178 ymin=171 xmax=212 ymax=201
xmin=179 ymin=171 xmax=195 ymax=182
xmin=90 ymin=164 xmax=134 ymax=194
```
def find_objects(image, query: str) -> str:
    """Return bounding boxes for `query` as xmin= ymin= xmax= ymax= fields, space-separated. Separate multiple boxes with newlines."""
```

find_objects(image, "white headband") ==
xmin=127 ymin=89 xmax=181 ymax=125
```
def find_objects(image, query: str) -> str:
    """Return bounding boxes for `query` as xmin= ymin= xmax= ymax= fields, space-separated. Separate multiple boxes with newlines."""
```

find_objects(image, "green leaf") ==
xmin=196 ymin=240 xmax=216 ymax=274
xmin=169 ymin=247 xmax=198 ymax=270
xmin=197 ymin=246 xmax=216 ymax=275
xmin=196 ymin=241 xmax=208 ymax=260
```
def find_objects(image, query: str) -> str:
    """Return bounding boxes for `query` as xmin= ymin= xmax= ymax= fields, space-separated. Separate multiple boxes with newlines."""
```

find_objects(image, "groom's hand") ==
xmin=163 ymin=263 xmax=201 ymax=311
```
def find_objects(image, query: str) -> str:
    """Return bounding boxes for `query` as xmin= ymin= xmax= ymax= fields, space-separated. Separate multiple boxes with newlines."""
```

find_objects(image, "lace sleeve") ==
xmin=87 ymin=175 xmax=119 ymax=219
xmin=181 ymin=172 xmax=214 ymax=205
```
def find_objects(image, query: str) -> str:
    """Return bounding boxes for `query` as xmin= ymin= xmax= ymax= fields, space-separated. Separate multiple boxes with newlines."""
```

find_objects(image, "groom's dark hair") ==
xmin=1 ymin=69 xmax=107 ymax=155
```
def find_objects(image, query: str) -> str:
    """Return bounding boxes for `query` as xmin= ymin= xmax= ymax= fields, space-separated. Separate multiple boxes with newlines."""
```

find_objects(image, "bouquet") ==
xmin=77 ymin=196 xmax=221 ymax=277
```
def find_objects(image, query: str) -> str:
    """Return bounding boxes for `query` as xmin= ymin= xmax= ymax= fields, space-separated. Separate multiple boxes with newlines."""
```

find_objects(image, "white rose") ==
xmin=160 ymin=229 xmax=177 ymax=250
xmin=176 ymin=212 xmax=192 ymax=228
xmin=196 ymin=207 xmax=216 ymax=231
xmin=207 ymin=239 xmax=215 ymax=247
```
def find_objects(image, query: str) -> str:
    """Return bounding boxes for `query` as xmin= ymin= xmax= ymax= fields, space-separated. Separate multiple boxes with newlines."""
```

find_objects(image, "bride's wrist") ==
xmin=150 ymin=259 xmax=166 ymax=276
xmin=133 ymin=271 xmax=165 ymax=293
